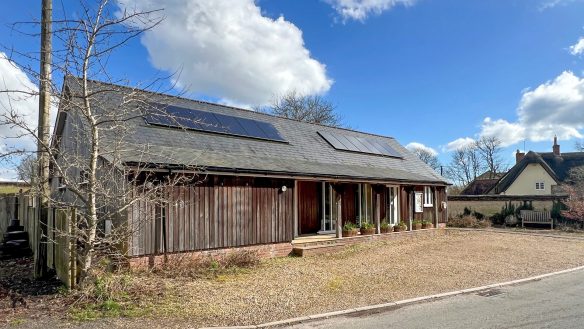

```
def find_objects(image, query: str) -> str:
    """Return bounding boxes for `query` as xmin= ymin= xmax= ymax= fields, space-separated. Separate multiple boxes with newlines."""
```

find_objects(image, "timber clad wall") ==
xmin=128 ymin=176 xmax=294 ymax=257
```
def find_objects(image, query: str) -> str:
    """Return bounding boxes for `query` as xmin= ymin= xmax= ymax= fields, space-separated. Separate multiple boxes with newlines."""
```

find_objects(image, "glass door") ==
xmin=386 ymin=186 xmax=399 ymax=225
xmin=321 ymin=182 xmax=337 ymax=233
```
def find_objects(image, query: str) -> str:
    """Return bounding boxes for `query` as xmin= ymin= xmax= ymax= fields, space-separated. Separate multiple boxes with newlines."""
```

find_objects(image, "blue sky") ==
xmin=1 ymin=0 xmax=584 ymax=179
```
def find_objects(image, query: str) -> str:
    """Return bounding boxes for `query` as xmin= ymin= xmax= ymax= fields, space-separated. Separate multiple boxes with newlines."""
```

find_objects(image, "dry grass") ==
xmin=448 ymin=215 xmax=492 ymax=228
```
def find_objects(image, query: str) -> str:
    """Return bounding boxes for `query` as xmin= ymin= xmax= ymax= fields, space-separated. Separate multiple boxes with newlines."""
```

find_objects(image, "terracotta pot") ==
xmin=342 ymin=229 xmax=358 ymax=237
xmin=412 ymin=223 xmax=422 ymax=230
xmin=394 ymin=226 xmax=403 ymax=232
xmin=380 ymin=227 xmax=392 ymax=234
xmin=360 ymin=228 xmax=375 ymax=235
xmin=422 ymin=223 xmax=434 ymax=229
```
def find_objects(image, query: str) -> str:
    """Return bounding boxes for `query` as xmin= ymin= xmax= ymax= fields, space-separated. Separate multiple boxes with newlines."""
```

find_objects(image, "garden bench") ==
xmin=520 ymin=210 xmax=553 ymax=229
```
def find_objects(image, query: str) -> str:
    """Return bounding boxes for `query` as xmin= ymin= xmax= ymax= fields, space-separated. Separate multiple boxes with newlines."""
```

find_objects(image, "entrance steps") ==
xmin=0 ymin=219 xmax=32 ymax=259
xmin=292 ymin=238 xmax=346 ymax=257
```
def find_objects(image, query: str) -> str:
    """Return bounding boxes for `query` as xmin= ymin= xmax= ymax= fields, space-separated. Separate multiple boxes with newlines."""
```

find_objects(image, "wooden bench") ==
xmin=520 ymin=210 xmax=553 ymax=229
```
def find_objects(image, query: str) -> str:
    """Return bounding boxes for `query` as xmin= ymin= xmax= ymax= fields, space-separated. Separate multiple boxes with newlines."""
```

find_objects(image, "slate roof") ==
xmin=57 ymin=77 xmax=448 ymax=185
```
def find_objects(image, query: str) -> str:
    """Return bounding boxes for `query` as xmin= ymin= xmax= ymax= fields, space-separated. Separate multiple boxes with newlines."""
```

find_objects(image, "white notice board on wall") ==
xmin=415 ymin=192 xmax=423 ymax=213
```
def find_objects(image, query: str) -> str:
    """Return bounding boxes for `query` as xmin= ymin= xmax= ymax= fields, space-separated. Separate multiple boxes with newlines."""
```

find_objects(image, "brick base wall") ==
xmin=128 ymin=242 xmax=293 ymax=269
xmin=337 ymin=228 xmax=447 ymax=247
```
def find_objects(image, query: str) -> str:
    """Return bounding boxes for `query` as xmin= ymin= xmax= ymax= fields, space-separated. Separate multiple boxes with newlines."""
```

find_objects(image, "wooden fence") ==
xmin=0 ymin=193 xmax=39 ymax=254
xmin=0 ymin=193 xmax=77 ymax=288
xmin=49 ymin=208 xmax=78 ymax=289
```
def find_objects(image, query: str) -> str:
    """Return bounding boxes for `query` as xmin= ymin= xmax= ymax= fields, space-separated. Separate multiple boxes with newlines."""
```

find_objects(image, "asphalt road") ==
xmin=289 ymin=269 xmax=584 ymax=329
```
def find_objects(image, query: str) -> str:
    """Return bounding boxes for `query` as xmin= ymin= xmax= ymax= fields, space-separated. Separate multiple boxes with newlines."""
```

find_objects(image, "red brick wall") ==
xmin=127 ymin=242 xmax=293 ymax=269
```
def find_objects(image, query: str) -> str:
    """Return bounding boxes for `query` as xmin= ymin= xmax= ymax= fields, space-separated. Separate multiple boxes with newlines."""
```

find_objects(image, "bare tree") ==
xmin=16 ymin=155 xmax=38 ymax=182
xmin=259 ymin=90 xmax=344 ymax=127
xmin=562 ymin=166 xmax=584 ymax=225
xmin=0 ymin=0 xmax=204 ymax=284
xmin=445 ymin=145 xmax=483 ymax=187
xmin=475 ymin=136 xmax=505 ymax=177
xmin=576 ymin=141 xmax=584 ymax=152
xmin=409 ymin=146 xmax=440 ymax=171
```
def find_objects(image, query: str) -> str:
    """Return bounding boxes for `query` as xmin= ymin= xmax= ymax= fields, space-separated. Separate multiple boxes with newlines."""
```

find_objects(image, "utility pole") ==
xmin=35 ymin=0 xmax=52 ymax=278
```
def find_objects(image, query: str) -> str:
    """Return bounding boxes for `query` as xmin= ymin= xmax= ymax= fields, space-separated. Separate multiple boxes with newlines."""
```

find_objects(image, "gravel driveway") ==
xmin=4 ymin=230 xmax=584 ymax=328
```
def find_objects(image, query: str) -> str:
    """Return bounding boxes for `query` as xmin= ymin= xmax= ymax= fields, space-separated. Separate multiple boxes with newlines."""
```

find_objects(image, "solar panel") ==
xmin=318 ymin=131 xmax=402 ymax=158
xmin=144 ymin=104 xmax=286 ymax=142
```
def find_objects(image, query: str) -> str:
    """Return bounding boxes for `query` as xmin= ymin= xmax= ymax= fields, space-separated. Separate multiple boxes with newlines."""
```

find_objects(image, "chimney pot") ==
xmin=553 ymin=136 xmax=560 ymax=156
xmin=516 ymin=149 xmax=525 ymax=164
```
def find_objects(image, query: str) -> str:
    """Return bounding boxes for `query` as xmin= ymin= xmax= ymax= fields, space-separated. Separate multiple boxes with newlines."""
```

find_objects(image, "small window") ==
xmin=424 ymin=186 xmax=433 ymax=207
xmin=535 ymin=182 xmax=545 ymax=190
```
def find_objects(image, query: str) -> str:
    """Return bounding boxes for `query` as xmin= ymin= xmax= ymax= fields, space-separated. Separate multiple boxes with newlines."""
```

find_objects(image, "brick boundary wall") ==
xmin=127 ymin=242 xmax=294 ymax=269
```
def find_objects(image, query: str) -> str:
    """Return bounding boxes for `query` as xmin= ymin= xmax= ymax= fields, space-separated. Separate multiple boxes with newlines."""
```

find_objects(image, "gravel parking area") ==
xmin=156 ymin=230 xmax=584 ymax=327
xmin=4 ymin=230 xmax=584 ymax=328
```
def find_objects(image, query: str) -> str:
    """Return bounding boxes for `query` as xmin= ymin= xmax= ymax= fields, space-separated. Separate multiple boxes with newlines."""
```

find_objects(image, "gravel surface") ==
xmin=3 ymin=230 xmax=584 ymax=328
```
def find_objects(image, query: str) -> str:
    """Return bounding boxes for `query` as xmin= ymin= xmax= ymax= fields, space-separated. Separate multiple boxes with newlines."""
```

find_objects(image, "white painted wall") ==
xmin=503 ymin=163 xmax=556 ymax=195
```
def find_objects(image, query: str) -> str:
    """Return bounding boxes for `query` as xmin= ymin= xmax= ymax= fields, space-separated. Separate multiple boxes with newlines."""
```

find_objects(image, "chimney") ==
xmin=553 ymin=135 xmax=560 ymax=156
xmin=516 ymin=149 xmax=525 ymax=163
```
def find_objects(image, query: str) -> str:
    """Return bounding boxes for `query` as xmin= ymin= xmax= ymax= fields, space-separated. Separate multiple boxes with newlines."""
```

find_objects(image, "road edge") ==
xmin=200 ymin=265 xmax=584 ymax=329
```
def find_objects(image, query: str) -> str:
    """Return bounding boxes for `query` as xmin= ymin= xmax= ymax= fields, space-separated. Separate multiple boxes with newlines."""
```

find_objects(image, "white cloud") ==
xmin=326 ymin=0 xmax=415 ymax=21
xmin=0 ymin=168 xmax=18 ymax=181
xmin=539 ymin=0 xmax=582 ymax=10
xmin=0 ymin=52 xmax=39 ymax=153
xmin=406 ymin=142 xmax=438 ymax=156
xmin=569 ymin=37 xmax=584 ymax=56
xmin=444 ymin=137 xmax=475 ymax=152
xmin=448 ymin=71 xmax=584 ymax=149
xmin=116 ymin=0 xmax=332 ymax=106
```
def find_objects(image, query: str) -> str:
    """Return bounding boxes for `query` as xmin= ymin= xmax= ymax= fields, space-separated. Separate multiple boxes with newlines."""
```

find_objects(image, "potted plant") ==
xmin=342 ymin=222 xmax=358 ymax=237
xmin=412 ymin=220 xmax=423 ymax=230
xmin=394 ymin=222 xmax=407 ymax=232
xmin=380 ymin=220 xmax=393 ymax=234
xmin=422 ymin=220 xmax=434 ymax=229
xmin=360 ymin=222 xmax=376 ymax=235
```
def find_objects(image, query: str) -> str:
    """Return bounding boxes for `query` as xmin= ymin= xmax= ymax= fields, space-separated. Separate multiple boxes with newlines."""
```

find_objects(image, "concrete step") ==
xmin=292 ymin=243 xmax=347 ymax=257
xmin=4 ymin=231 xmax=29 ymax=241
xmin=4 ymin=239 xmax=29 ymax=249
xmin=6 ymin=225 xmax=25 ymax=232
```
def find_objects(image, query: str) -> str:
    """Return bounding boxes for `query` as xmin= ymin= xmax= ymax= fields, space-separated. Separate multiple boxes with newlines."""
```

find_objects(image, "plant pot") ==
xmin=394 ymin=226 xmax=404 ymax=232
xmin=360 ymin=228 xmax=375 ymax=235
xmin=380 ymin=227 xmax=392 ymax=234
xmin=412 ymin=223 xmax=422 ymax=230
xmin=342 ymin=229 xmax=358 ymax=237
xmin=422 ymin=223 xmax=434 ymax=229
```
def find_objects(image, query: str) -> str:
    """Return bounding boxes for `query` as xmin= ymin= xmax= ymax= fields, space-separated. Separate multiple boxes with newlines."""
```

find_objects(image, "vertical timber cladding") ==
xmin=128 ymin=175 xmax=295 ymax=256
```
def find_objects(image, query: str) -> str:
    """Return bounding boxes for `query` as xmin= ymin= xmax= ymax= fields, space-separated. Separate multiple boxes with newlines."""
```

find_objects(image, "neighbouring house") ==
xmin=50 ymin=77 xmax=449 ymax=263
xmin=449 ymin=137 xmax=582 ymax=219
xmin=459 ymin=171 xmax=504 ymax=196
xmin=489 ymin=137 xmax=584 ymax=196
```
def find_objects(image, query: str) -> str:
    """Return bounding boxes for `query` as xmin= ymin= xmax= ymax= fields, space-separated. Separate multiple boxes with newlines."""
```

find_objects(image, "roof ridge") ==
xmin=71 ymin=76 xmax=397 ymax=140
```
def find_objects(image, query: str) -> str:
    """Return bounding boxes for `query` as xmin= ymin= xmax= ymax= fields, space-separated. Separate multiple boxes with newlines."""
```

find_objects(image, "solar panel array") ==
xmin=318 ymin=131 xmax=402 ymax=158
xmin=144 ymin=104 xmax=286 ymax=142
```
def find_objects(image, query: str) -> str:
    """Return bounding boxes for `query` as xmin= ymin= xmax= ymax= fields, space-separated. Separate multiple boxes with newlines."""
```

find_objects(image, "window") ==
xmin=535 ymin=182 xmax=545 ymax=190
xmin=385 ymin=186 xmax=399 ymax=225
xmin=424 ymin=186 xmax=433 ymax=207
xmin=354 ymin=183 xmax=373 ymax=226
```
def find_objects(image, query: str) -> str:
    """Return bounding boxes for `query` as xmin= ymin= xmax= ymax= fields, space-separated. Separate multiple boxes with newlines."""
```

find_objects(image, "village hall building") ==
xmin=51 ymin=77 xmax=449 ymax=260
